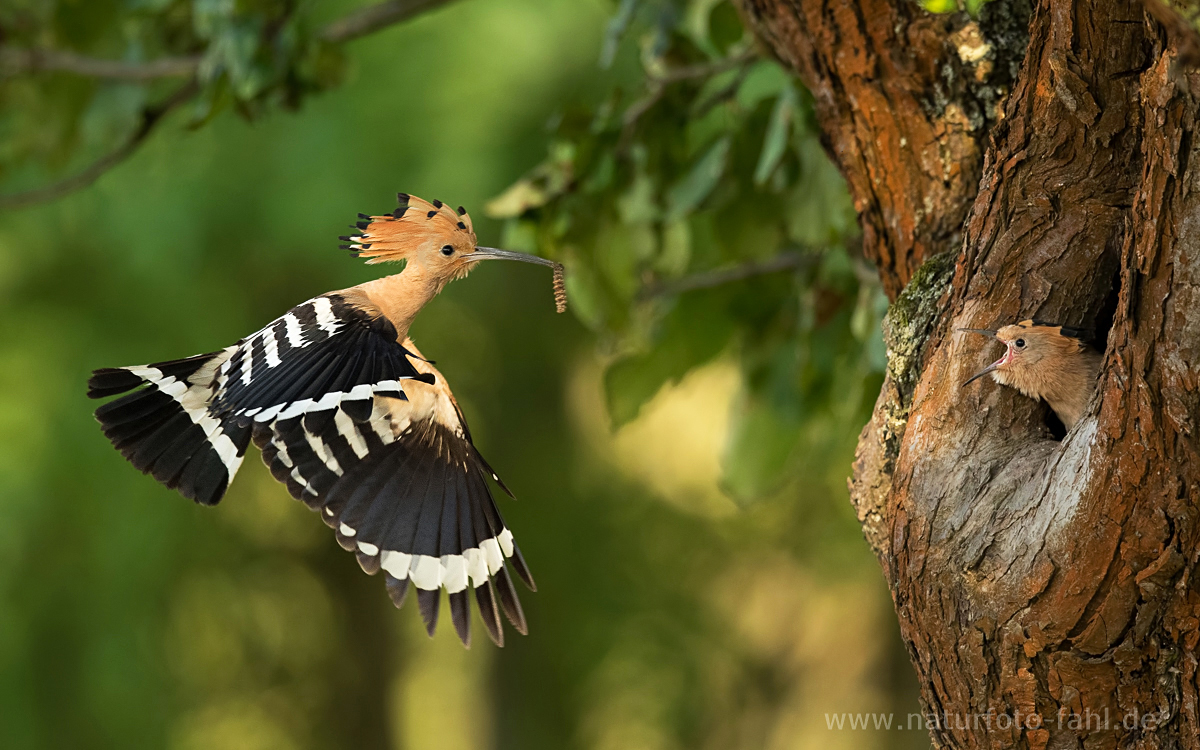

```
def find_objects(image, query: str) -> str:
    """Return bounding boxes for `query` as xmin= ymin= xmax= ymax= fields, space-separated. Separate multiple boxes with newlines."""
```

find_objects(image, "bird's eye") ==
xmin=441 ymin=245 xmax=455 ymax=256
xmin=1015 ymin=338 xmax=1026 ymax=348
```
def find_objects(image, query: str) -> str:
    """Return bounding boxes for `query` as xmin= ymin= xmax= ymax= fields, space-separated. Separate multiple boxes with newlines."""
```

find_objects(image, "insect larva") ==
xmin=552 ymin=263 xmax=568 ymax=314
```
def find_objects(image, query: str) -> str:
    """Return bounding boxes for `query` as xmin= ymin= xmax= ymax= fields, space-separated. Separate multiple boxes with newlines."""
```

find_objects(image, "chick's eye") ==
xmin=441 ymin=245 xmax=455 ymax=256
xmin=1015 ymin=338 xmax=1026 ymax=348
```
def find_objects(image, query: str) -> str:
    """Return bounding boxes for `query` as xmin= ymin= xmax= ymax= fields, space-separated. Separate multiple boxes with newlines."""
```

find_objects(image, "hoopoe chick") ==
xmin=960 ymin=319 xmax=1102 ymax=429
xmin=87 ymin=193 xmax=565 ymax=648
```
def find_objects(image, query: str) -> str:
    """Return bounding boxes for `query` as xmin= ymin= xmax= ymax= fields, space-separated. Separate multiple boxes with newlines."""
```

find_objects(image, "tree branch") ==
xmin=640 ymin=250 xmax=817 ymax=299
xmin=0 ymin=81 xmax=198 ymax=210
xmin=0 ymin=0 xmax=460 ymax=209
xmin=0 ymin=47 xmax=199 ymax=81
xmin=620 ymin=50 xmax=757 ymax=147
xmin=320 ymin=0 xmax=460 ymax=43
xmin=0 ymin=0 xmax=461 ymax=82
xmin=648 ymin=50 xmax=758 ymax=87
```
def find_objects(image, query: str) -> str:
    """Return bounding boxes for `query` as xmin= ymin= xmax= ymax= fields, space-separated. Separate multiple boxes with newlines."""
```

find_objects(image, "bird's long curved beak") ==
xmin=472 ymin=246 xmax=557 ymax=267
xmin=959 ymin=328 xmax=1002 ymax=387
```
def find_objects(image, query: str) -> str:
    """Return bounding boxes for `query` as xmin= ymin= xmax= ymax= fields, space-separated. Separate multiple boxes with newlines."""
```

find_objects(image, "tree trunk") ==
xmin=736 ymin=0 xmax=1200 ymax=747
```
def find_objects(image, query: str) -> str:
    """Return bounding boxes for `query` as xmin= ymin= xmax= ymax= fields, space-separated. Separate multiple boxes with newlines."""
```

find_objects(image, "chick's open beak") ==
xmin=963 ymin=361 xmax=1002 ymax=386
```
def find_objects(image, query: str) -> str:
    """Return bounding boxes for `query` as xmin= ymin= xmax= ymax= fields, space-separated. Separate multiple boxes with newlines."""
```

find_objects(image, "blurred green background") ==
xmin=0 ymin=0 xmax=930 ymax=748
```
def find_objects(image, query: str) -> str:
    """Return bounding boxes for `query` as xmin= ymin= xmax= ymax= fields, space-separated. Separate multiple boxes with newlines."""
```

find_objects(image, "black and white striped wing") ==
xmin=253 ymin=368 xmax=535 ymax=647
xmin=211 ymin=293 xmax=431 ymax=425
xmin=87 ymin=292 xmax=428 ymax=507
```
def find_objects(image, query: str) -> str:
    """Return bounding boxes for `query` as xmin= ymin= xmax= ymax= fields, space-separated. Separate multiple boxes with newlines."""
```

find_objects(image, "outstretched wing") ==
xmin=253 ymin=345 xmax=535 ymax=648
xmin=88 ymin=291 xmax=429 ymax=507
xmin=212 ymin=291 xmax=432 ymax=424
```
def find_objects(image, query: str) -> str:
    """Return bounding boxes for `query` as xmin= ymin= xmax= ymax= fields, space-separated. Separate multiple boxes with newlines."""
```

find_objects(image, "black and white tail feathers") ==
xmin=88 ymin=350 xmax=250 ymax=505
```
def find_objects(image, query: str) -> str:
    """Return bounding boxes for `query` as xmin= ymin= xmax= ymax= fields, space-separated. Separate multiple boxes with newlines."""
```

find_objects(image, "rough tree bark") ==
xmin=737 ymin=0 xmax=1200 ymax=748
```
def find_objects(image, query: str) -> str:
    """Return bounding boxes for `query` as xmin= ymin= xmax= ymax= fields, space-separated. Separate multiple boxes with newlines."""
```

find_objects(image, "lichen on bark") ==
xmin=884 ymin=251 xmax=955 ymax=407
xmin=849 ymin=251 xmax=954 ymax=557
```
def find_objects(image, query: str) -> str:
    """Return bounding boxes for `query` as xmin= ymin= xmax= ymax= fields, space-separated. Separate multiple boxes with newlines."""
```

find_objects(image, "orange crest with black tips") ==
xmin=340 ymin=193 xmax=477 ymax=265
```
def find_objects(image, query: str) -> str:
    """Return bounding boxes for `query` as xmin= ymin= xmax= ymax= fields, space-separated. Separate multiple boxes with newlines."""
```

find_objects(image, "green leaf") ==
xmin=486 ymin=180 xmax=549 ymax=218
xmin=600 ymin=0 xmax=642 ymax=68
xmin=720 ymin=388 xmax=803 ymax=504
xmin=192 ymin=0 xmax=234 ymax=39
xmin=500 ymin=220 xmax=539 ymax=253
xmin=707 ymin=1 xmax=747 ymax=54
xmin=850 ymin=284 xmax=889 ymax=374
xmin=735 ymin=61 xmax=789 ymax=110
xmin=604 ymin=289 xmax=738 ymax=426
xmin=656 ymin=218 xmax=691 ymax=276
xmin=561 ymin=250 xmax=607 ymax=331
xmin=785 ymin=137 xmax=857 ymax=245
xmin=486 ymin=141 xmax=575 ymax=218
xmin=682 ymin=0 xmax=727 ymax=57
xmin=583 ymin=150 xmax=616 ymax=193
xmin=617 ymin=169 xmax=660 ymax=224
xmin=920 ymin=0 xmax=959 ymax=12
xmin=666 ymin=136 xmax=729 ymax=220
xmin=923 ymin=0 xmax=993 ymax=15
xmin=753 ymin=83 xmax=795 ymax=186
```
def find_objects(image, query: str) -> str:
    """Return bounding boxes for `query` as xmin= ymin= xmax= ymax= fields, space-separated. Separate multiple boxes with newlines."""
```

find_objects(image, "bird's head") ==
xmin=960 ymin=319 xmax=1086 ymax=390
xmin=340 ymin=193 xmax=556 ymax=284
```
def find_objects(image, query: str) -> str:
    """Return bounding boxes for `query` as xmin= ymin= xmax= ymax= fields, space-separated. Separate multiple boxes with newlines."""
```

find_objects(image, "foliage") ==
xmin=0 ymin=3 xmax=925 ymax=748
xmin=0 ymin=0 xmax=887 ymax=503
xmin=488 ymin=0 xmax=886 ymax=502
xmin=0 ymin=0 xmax=347 ymax=186
xmin=921 ymin=0 xmax=991 ymax=15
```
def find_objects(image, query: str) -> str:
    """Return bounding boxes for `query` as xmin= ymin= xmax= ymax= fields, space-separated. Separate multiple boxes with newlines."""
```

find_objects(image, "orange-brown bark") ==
xmin=738 ymin=0 xmax=1200 ymax=747
xmin=739 ymin=0 xmax=1028 ymax=298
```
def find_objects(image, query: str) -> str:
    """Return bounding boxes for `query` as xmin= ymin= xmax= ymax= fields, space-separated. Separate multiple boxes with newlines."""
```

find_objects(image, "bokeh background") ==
xmin=0 ymin=0 xmax=932 ymax=748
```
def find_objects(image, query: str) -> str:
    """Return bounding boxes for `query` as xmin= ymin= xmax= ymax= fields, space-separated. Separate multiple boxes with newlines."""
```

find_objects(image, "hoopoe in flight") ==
xmin=960 ymin=319 xmax=1102 ymax=429
xmin=88 ymin=193 xmax=566 ymax=648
